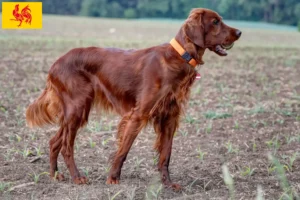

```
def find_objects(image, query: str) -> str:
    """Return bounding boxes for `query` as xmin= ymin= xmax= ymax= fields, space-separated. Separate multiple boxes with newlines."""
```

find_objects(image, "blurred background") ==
xmin=1 ymin=0 xmax=300 ymax=28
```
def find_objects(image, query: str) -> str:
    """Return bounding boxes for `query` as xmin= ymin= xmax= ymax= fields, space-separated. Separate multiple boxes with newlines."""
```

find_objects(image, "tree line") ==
xmin=2 ymin=0 xmax=300 ymax=26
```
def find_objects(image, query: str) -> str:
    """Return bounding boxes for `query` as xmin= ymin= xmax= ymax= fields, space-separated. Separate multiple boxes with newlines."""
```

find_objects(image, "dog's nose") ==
xmin=235 ymin=30 xmax=242 ymax=38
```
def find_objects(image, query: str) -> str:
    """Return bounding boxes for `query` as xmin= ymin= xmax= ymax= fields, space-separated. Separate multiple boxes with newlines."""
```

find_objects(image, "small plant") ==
xmin=102 ymin=137 xmax=112 ymax=146
xmin=0 ymin=182 xmax=11 ymax=192
xmin=192 ymin=85 xmax=201 ymax=95
xmin=16 ymin=117 xmax=24 ymax=126
xmin=30 ymin=133 xmax=37 ymax=140
xmin=217 ymin=101 xmax=233 ymax=109
xmin=260 ymin=120 xmax=267 ymax=127
xmin=107 ymin=121 xmax=114 ymax=131
xmin=251 ymin=120 xmax=266 ymax=128
xmin=185 ymin=114 xmax=196 ymax=124
xmin=179 ymin=129 xmax=188 ymax=137
xmin=15 ymin=134 xmax=22 ymax=142
xmin=3 ymin=110 xmax=9 ymax=119
xmin=265 ymin=135 xmax=280 ymax=153
xmin=281 ymin=152 xmax=298 ymax=171
xmin=285 ymin=135 xmax=296 ymax=144
xmin=222 ymin=165 xmax=235 ymax=200
xmin=267 ymin=165 xmax=277 ymax=175
xmin=268 ymin=154 xmax=299 ymax=199
xmin=265 ymin=140 xmax=272 ymax=148
xmin=276 ymin=119 xmax=285 ymax=125
xmin=277 ymin=109 xmax=293 ymax=117
xmin=125 ymin=187 xmax=136 ymax=200
xmin=133 ymin=157 xmax=145 ymax=170
xmin=89 ymin=137 xmax=96 ymax=148
xmin=34 ymin=146 xmax=42 ymax=156
xmin=20 ymin=146 xmax=32 ymax=158
xmin=224 ymin=141 xmax=239 ymax=154
xmin=248 ymin=106 xmax=265 ymax=115
xmin=187 ymin=178 xmax=213 ymax=192
xmin=87 ymin=120 xmax=103 ymax=132
xmin=4 ymin=149 xmax=16 ymax=161
xmin=53 ymin=171 xmax=59 ymax=180
xmin=195 ymin=124 xmax=201 ymax=135
xmin=202 ymin=180 xmax=212 ymax=192
xmin=81 ymin=167 xmax=89 ymax=177
xmin=9 ymin=134 xmax=22 ymax=143
xmin=251 ymin=121 xmax=259 ymax=128
xmin=107 ymin=190 xmax=123 ymax=200
xmin=205 ymin=121 xmax=213 ymax=134
xmin=297 ymin=135 xmax=300 ymax=144
xmin=187 ymin=178 xmax=198 ymax=192
xmin=204 ymin=111 xmax=232 ymax=120
xmin=196 ymin=146 xmax=207 ymax=160
xmin=240 ymin=166 xmax=256 ymax=177
xmin=75 ymin=142 xmax=80 ymax=152
xmin=234 ymin=120 xmax=239 ymax=129
xmin=0 ymin=106 xmax=6 ymax=113
xmin=30 ymin=172 xmax=49 ymax=184
xmin=216 ymin=82 xmax=226 ymax=93
xmin=280 ymin=191 xmax=299 ymax=200
xmin=104 ymin=165 xmax=111 ymax=173
xmin=146 ymin=184 xmax=163 ymax=200
xmin=152 ymin=156 xmax=158 ymax=165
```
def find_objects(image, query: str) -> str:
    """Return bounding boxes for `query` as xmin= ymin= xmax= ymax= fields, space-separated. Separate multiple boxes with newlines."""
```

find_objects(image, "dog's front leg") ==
xmin=106 ymin=80 xmax=169 ymax=184
xmin=154 ymin=114 xmax=181 ymax=191
xmin=106 ymin=111 xmax=147 ymax=184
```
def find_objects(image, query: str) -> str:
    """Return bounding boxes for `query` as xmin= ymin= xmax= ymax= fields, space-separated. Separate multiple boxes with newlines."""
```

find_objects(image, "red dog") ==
xmin=26 ymin=8 xmax=241 ymax=189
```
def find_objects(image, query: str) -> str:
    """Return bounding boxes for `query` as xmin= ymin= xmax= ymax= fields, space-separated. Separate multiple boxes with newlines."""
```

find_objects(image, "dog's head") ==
xmin=184 ymin=8 xmax=241 ymax=56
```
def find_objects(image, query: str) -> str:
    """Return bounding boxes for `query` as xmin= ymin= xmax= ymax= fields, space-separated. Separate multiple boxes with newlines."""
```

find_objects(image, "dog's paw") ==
xmin=106 ymin=177 xmax=120 ymax=184
xmin=164 ymin=182 xmax=182 ymax=191
xmin=170 ymin=183 xmax=182 ymax=191
xmin=73 ymin=176 xmax=88 ymax=184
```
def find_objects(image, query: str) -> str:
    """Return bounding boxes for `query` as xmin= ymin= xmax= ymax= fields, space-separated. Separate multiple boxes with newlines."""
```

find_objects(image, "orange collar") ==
xmin=170 ymin=38 xmax=198 ymax=67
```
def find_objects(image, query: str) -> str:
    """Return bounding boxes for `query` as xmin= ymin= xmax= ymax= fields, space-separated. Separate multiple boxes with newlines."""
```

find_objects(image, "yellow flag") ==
xmin=2 ymin=2 xmax=42 ymax=29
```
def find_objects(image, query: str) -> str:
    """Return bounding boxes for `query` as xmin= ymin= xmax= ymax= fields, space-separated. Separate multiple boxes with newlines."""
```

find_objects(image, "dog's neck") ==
xmin=175 ymin=28 xmax=205 ymax=65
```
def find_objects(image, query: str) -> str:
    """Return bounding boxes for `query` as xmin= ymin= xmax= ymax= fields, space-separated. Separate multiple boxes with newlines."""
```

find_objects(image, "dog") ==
xmin=26 ymin=8 xmax=241 ymax=190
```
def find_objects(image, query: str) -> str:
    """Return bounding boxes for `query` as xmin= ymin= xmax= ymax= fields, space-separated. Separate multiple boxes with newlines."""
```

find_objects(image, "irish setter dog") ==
xmin=26 ymin=8 xmax=241 ymax=189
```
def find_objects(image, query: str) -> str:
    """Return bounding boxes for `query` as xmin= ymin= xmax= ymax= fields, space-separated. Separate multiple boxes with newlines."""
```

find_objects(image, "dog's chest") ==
xmin=150 ymin=72 xmax=196 ymax=117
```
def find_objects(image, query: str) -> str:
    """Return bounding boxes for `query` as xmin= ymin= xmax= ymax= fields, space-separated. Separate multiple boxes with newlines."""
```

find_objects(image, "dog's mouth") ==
xmin=221 ymin=43 xmax=234 ymax=50
xmin=211 ymin=43 xmax=234 ymax=56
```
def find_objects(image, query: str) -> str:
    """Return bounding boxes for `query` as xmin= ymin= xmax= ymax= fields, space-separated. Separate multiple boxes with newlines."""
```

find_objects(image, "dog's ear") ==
xmin=184 ymin=9 xmax=205 ymax=48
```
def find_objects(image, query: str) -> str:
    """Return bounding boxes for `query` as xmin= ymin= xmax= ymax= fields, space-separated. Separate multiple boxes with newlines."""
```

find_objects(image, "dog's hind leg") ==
xmin=60 ymin=96 xmax=93 ymax=184
xmin=49 ymin=127 xmax=65 ymax=181
xmin=60 ymin=113 xmax=88 ymax=184
xmin=56 ymin=72 xmax=94 ymax=184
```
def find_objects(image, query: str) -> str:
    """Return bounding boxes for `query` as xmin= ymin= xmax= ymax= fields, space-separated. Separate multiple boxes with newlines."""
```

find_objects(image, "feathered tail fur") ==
xmin=26 ymin=80 xmax=62 ymax=127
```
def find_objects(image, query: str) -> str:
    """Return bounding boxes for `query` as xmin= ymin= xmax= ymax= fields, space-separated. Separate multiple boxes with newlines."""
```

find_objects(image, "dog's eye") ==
xmin=213 ymin=19 xmax=219 ymax=25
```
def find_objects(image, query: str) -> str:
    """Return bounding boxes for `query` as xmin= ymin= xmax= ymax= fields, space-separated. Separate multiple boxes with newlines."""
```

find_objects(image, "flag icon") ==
xmin=2 ymin=2 xmax=42 ymax=29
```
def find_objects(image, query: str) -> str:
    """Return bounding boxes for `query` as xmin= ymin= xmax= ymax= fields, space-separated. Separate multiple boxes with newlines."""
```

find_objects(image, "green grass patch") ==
xmin=204 ymin=111 xmax=233 ymax=120
xmin=248 ymin=106 xmax=265 ymax=115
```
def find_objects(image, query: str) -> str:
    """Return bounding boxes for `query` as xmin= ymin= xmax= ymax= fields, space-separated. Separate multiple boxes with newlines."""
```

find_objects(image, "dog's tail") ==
xmin=26 ymin=79 xmax=62 ymax=128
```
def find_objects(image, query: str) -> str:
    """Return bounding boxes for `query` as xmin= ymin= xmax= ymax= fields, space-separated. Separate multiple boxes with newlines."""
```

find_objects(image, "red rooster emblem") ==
xmin=10 ymin=4 xmax=32 ymax=27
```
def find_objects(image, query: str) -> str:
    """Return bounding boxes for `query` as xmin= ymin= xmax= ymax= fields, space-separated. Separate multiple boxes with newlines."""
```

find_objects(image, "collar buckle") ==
xmin=181 ymin=51 xmax=192 ymax=62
